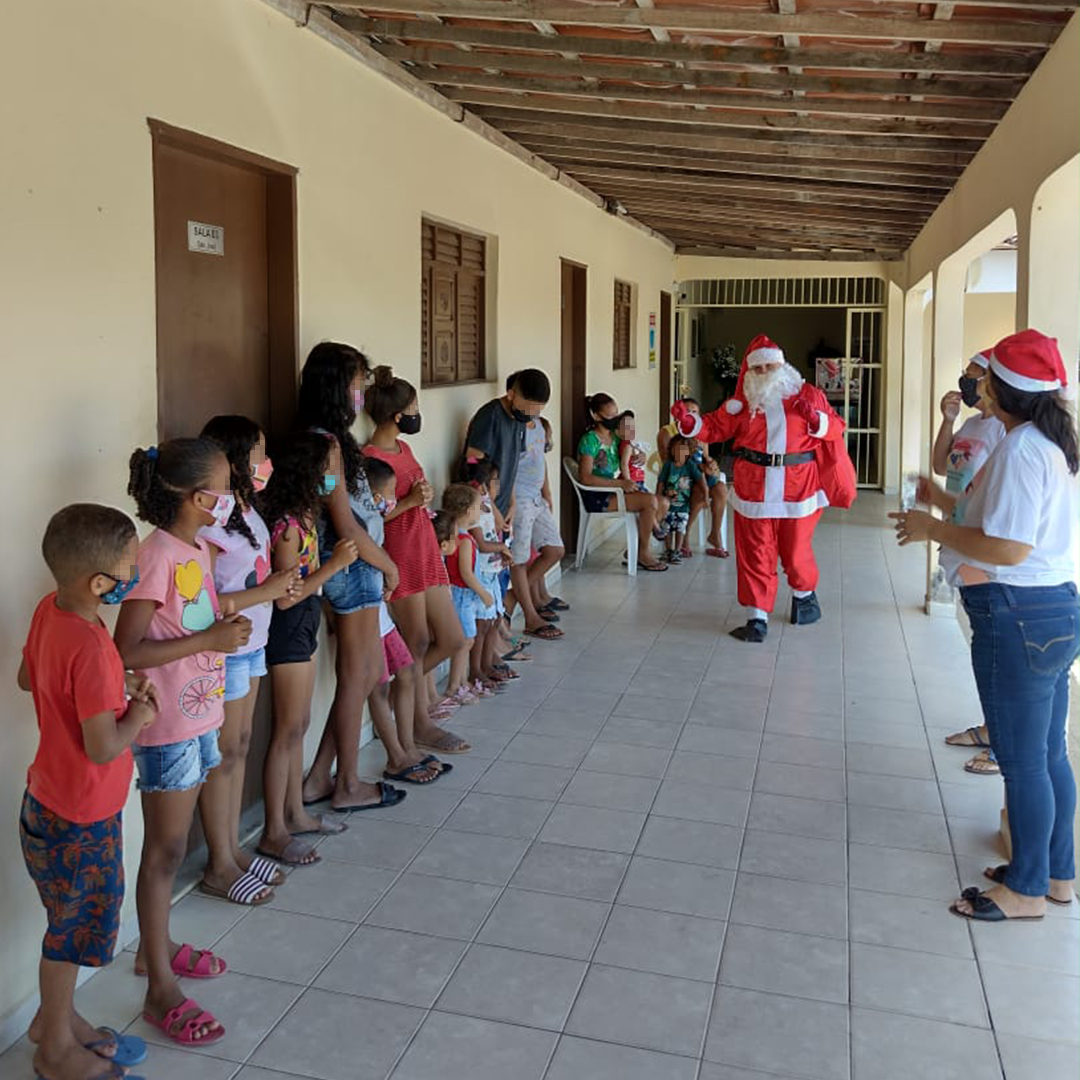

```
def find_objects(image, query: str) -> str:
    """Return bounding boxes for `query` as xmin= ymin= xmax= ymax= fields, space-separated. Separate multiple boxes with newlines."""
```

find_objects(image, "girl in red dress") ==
xmin=363 ymin=367 xmax=470 ymax=755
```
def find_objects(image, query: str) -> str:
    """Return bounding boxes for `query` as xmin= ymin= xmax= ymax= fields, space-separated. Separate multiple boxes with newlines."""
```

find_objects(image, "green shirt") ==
xmin=577 ymin=429 xmax=619 ymax=479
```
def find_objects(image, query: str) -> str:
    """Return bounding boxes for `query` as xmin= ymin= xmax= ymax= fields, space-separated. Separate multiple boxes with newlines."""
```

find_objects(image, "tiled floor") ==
xmin=3 ymin=495 xmax=1078 ymax=1080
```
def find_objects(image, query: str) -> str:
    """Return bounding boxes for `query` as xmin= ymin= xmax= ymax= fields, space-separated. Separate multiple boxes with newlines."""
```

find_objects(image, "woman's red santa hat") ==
xmin=988 ymin=329 xmax=1069 ymax=394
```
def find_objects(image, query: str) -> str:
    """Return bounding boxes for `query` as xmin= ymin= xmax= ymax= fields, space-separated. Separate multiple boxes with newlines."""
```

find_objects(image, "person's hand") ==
xmin=417 ymin=480 xmax=434 ymax=507
xmin=205 ymin=613 xmax=252 ymax=653
xmin=940 ymin=391 xmax=962 ymax=422
xmin=889 ymin=509 xmax=938 ymax=546
xmin=619 ymin=478 xmax=638 ymax=492
xmin=125 ymin=672 xmax=161 ymax=712
xmin=126 ymin=698 xmax=159 ymax=731
xmin=383 ymin=561 xmax=400 ymax=597
xmin=265 ymin=566 xmax=302 ymax=601
xmin=630 ymin=449 xmax=646 ymax=467
xmin=329 ymin=537 xmax=359 ymax=571
xmin=792 ymin=395 xmax=820 ymax=428
xmin=915 ymin=475 xmax=948 ymax=511
xmin=497 ymin=543 xmax=513 ymax=563
xmin=504 ymin=505 xmax=515 ymax=526
xmin=479 ymin=588 xmax=494 ymax=609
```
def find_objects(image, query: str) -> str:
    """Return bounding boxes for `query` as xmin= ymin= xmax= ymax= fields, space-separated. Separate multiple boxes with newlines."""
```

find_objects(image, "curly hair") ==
xmin=200 ymin=415 xmax=263 ymax=549
xmin=296 ymin=342 xmax=370 ymax=497
xmin=441 ymin=482 xmax=479 ymax=523
xmin=128 ymin=438 xmax=225 ymax=529
xmin=42 ymin=504 xmax=137 ymax=586
xmin=257 ymin=432 xmax=331 ymax=534
xmin=431 ymin=509 xmax=457 ymax=546
xmin=366 ymin=365 xmax=416 ymax=426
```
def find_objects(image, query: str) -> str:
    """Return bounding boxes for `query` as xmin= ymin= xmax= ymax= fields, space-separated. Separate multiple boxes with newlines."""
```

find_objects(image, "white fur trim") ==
xmin=731 ymin=490 xmax=829 ymax=519
xmin=681 ymin=414 xmax=703 ymax=438
xmin=989 ymin=353 xmax=1061 ymax=392
xmin=810 ymin=410 xmax=829 ymax=438
xmin=725 ymin=399 xmax=744 ymax=415
xmin=746 ymin=346 xmax=785 ymax=368
xmin=968 ymin=352 xmax=990 ymax=370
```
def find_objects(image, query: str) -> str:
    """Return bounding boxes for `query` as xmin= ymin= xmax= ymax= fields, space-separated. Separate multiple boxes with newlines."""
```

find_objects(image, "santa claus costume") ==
xmin=673 ymin=335 xmax=853 ymax=642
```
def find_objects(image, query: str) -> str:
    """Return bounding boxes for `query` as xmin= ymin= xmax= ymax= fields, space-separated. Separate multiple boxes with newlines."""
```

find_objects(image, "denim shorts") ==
xmin=321 ymin=556 xmax=383 ymax=614
xmin=451 ymin=584 xmax=480 ymax=640
xmin=223 ymin=647 xmax=267 ymax=702
xmin=476 ymin=570 xmax=503 ymax=620
xmin=132 ymin=730 xmax=222 ymax=793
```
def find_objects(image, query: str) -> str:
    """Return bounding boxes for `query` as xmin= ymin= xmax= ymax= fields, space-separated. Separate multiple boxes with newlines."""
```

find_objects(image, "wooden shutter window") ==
xmin=421 ymin=220 xmax=486 ymax=386
xmin=613 ymin=279 xmax=633 ymax=370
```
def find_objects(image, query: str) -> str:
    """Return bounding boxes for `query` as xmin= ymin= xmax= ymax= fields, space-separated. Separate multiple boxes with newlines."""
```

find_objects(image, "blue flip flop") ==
xmin=85 ymin=1028 xmax=148 ymax=1067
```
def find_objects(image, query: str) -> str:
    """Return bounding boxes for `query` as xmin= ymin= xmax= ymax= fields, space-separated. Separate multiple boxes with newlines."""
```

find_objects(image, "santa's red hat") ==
xmin=988 ymin=329 xmax=1068 ymax=393
xmin=725 ymin=334 xmax=787 ymax=415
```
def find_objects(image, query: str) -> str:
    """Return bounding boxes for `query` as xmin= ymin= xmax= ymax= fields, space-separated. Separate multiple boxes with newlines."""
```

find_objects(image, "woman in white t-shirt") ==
xmin=892 ymin=329 xmax=1079 ymax=923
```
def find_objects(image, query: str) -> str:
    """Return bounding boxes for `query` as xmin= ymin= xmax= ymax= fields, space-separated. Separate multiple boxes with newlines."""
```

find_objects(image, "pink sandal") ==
xmin=134 ymin=942 xmax=227 ymax=980
xmin=143 ymin=997 xmax=225 ymax=1045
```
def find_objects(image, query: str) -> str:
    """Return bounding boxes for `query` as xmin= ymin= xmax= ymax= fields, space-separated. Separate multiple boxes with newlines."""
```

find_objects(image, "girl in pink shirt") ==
xmin=114 ymin=438 xmax=252 ymax=1048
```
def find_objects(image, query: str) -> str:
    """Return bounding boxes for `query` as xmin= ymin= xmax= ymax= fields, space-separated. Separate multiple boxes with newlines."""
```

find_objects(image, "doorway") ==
xmin=560 ymin=260 xmax=587 ymax=547
xmin=150 ymin=120 xmax=298 ymax=440
xmin=659 ymin=291 xmax=672 ymax=429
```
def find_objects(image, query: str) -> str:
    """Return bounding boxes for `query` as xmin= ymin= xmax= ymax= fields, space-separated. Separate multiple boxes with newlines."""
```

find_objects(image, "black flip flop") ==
xmin=945 ymin=726 xmax=991 ymax=749
xmin=950 ymin=886 xmax=1044 ymax=922
xmin=543 ymin=597 xmax=570 ymax=611
xmin=984 ymin=864 xmax=1073 ymax=905
xmin=334 ymin=782 xmax=406 ymax=812
xmin=384 ymin=762 xmax=442 ymax=785
xmin=524 ymin=624 xmax=563 ymax=640
xmin=637 ymin=561 xmax=669 ymax=572
xmin=538 ymin=609 xmax=561 ymax=623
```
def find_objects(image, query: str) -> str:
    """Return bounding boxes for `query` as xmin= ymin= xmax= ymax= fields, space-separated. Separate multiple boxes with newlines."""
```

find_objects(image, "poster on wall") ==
xmin=648 ymin=312 xmax=657 ymax=369
xmin=815 ymin=357 xmax=862 ymax=401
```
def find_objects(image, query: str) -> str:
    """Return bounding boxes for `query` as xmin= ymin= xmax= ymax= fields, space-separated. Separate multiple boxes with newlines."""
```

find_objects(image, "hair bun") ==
xmin=373 ymin=365 xmax=395 ymax=388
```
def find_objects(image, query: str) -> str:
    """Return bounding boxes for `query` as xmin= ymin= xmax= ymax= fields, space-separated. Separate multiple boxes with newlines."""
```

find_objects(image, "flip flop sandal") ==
xmin=491 ymin=664 xmax=520 ymax=679
xmin=544 ymin=597 xmax=570 ymax=611
xmin=950 ymin=886 xmax=1044 ymax=922
xmin=420 ymin=754 xmax=453 ymax=775
xmin=523 ymin=624 xmax=563 ymax=640
xmin=335 ymin=781 xmax=408 ymax=812
xmin=248 ymin=854 xmax=286 ymax=886
xmin=289 ymin=813 xmax=348 ymax=837
xmin=416 ymin=731 xmax=473 ymax=755
xmin=705 ymin=547 xmax=730 ymax=558
xmin=679 ymin=547 xmax=693 ymax=558
xmin=945 ymin=726 xmax=991 ymax=749
xmin=199 ymin=870 xmax=275 ymax=906
xmin=983 ymin=864 xmax=1073 ymax=905
xmin=964 ymin=752 xmax=1001 ymax=775
xmin=538 ymin=609 xmax=561 ymax=622
xmin=85 ymin=1029 xmax=148 ymax=1067
xmin=143 ymin=998 xmax=226 ymax=1046
xmin=134 ymin=943 xmax=227 ymax=980
xmin=384 ymin=761 xmax=443 ymax=784
xmin=256 ymin=837 xmax=321 ymax=867
xmin=636 ymin=561 xmax=669 ymax=572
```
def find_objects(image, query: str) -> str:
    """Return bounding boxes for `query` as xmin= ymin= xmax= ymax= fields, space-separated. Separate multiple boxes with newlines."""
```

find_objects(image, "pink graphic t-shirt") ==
xmin=126 ymin=529 xmax=226 ymax=746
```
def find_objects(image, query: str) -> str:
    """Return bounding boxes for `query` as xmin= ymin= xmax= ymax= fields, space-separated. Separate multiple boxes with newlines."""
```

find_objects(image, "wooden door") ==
xmin=559 ymin=260 xmax=587 ymax=548
xmin=659 ymin=290 xmax=672 ymax=428
xmin=150 ymin=120 xmax=297 ymax=440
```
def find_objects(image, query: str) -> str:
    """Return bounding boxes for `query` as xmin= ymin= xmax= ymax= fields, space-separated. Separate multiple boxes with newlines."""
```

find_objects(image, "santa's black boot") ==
xmin=730 ymin=618 xmax=768 ymax=643
xmin=791 ymin=592 xmax=822 ymax=626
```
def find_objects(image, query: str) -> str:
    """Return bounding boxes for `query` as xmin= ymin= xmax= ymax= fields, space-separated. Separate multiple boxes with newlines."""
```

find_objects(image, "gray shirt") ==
xmin=465 ymin=397 xmax=526 ymax=515
xmin=514 ymin=418 xmax=547 ymax=501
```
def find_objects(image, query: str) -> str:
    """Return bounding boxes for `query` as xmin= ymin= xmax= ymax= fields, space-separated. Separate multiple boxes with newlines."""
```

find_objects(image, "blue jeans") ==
xmin=962 ymin=581 xmax=1080 ymax=897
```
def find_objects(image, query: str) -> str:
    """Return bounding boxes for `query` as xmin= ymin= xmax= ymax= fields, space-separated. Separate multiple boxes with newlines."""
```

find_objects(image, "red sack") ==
xmin=816 ymin=437 xmax=857 ymax=509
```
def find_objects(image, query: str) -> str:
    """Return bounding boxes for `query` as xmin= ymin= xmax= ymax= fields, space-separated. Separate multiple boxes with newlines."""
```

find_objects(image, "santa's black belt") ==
xmin=735 ymin=448 xmax=816 ymax=467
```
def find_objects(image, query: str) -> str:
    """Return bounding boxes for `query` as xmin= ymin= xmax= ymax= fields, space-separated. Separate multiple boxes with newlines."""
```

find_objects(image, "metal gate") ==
xmin=841 ymin=308 xmax=885 ymax=488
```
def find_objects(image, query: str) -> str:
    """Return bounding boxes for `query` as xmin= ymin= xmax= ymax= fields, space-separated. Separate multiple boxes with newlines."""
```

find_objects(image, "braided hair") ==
xmin=200 ymin=415 xmax=263 ymax=549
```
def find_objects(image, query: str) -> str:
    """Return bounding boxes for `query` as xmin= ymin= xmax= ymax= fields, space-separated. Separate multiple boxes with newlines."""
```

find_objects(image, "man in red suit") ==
xmin=674 ymin=335 xmax=849 ymax=642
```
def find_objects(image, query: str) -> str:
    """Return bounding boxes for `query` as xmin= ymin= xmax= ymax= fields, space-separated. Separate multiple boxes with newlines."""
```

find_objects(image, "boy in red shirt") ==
xmin=18 ymin=504 xmax=159 ymax=1080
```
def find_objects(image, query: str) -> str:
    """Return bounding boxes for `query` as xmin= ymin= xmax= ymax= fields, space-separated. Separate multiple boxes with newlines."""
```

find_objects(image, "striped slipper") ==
xmin=199 ymin=870 xmax=274 ymax=906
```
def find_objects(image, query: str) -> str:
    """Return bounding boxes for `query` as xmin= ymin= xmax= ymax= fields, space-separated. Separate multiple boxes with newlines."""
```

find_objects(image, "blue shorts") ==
xmin=132 ymin=730 xmax=222 ymax=793
xmin=476 ymin=571 xmax=503 ymax=620
xmin=321 ymin=557 xmax=383 ymax=615
xmin=451 ymin=585 xmax=480 ymax=640
xmin=223 ymin=647 xmax=267 ymax=702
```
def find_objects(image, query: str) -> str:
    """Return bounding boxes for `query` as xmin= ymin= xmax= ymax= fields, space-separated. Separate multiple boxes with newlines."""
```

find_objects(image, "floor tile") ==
xmin=617 ymin=856 xmax=735 ymax=920
xmin=446 ymin=723 xmax=516 ymax=759
xmin=847 ymin=773 xmax=942 ymax=814
xmin=850 ymin=1008 xmax=1001 ymax=1080
xmin=409 ymin=829 xmax=528 ymax=885
xmin=249 ymin=988 xmax=423 ymax=1080
xmin=705 ymin=986 xmax=849 ymax=1080
xmin=267 ymin=858 xmax=395 ymax=922
xmin=747 ymin=792 xmax=847 ymax=841
xmin=545 ymin=1036 xmax=698 ymax=1080
xmin=938 ymin=779 xmax=1007 ymax=821
xmin=324 ymin=820 xmax=434 ymax=870
xmin=389 ymin=1011 xmax=556 ymax=1080
xmin=845 ymin=743 xmax=934 ymax=779
xmin=760 ymin=732 xmax=846 ymax=770
xmin=635 ymin=815 xmax=743 ymax=869
xmin=383 ymin=787 xmax=464 ymax=827
xmin=598 ymin=715 xmax=683 ymax=749
xmin=698 ymin=1066 xmax=805 ymax=1080
xmin=739 ymin=829 xmax=847 ymax=886
xmin=509 ymin=843 xmax=630 ymax=901
xmin=980 ymin=961 xmax=1080 ymax=1043
xmin=365 ymin=873 xmax=499 ymax=940
xmin=443 ymin=792 xmax=553 ymax=840
xmin=847 ymin=806 xmax=952 ymax=854
xmin=753 ymin=760 xmax=847 ymax=803
xmin=314 ymin=926 xmax=467 ymax=1006
xmin=971 ymin=914 xmax=1080 ymax=976
xmin=664 ymin=750 xmax=755 ymax=790
xmin=579 ymin=740 xmax=671 ymax=778
xmin=851 ymin=942 xmax=988 ymax=1026
xmin=212 ymin=908 xmax=354 ymax=984
xmin=765 ymin=710 xmax=845 ymax=741
xmin=650 ymin=779 xmax=751 ymax=826
xmin=521 ymin=709 xmax=606 ymax=740
xmin=559 ymin=770 xmax=661 ymax=812
xmin=849 ymin=889 xmax=973 ymax=958
xmin=595 ymin=904 xmax=726 ymax=981
xmin=719 ymin=923 xmax=848 ymax=1004
xmin=613 ymin=692 xmax=691 ymax=722
xmin=677 ymin=725 xmax=762 ymax=758
xmin=566 ymin=964 xmax=713 ymax=1056
xmin=474 ymin=760 xmax=573 ymax=801
xmin=845 ymin=721 xmax=929 ymax=751
xmin=997 ymin=1034 xmax=1080 ymax=1080
xmin=501 ymin=733 xmax=592 ymax=768
xmin=729 ymin=873 xmax=848 ymax=940
xmin=538 ymin=804 xmax=646 ymax=853
xmin=477 ymin=887 xmax=610 ymax=960
xmin=124 ymin=893 xmax=247 ymax=955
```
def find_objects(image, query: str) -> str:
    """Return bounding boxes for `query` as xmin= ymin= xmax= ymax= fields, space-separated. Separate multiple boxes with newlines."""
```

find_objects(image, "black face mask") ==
xmin=958 ymin=375 xmax=981 ymax=408
xmin=599 ymin=416 xmax=622 ymax=431
xmin=511 ymin=407 xmax=532 ymax=423
xmin=398 ymin=413 xmax=422 ymax=435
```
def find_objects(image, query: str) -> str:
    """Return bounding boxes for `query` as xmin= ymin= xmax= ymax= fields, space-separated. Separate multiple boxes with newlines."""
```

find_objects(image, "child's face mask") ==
xmin=251 ymin=458 xmax=274 ymax=492
xmin=319 ymin=474 xmax=337 ymax=496
xmin=376 ymin=496 xmax=397 ymax=516
xmin=199 ymin=490 xmax=236 ymax=528
xmin=99 ymin=568 xmax=140 ymax=604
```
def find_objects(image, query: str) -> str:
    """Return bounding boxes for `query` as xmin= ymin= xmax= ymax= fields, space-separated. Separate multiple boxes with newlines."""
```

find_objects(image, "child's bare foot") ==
xmin=32 ymin=1041 xmax=115 ymax=1080
xmin=134 ymin=939 xmax=226 ymax=978
xmin=28 ymin=1011 xmax=114 ymax=1058
xmin=144 ymin=984 xmax=222 ymax=1043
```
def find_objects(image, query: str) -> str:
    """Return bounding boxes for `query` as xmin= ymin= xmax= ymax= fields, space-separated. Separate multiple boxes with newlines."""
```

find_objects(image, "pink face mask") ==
xmin=251 ymin=458 xmax=273 ymax=492
xmin=199 ymin=490 xmax=236 ymax=528
xmin=353 ymin=390 xmax=365 ymax=413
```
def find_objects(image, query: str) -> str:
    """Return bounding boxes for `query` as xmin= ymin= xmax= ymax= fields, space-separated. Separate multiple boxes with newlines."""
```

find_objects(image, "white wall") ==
xmin=0 ymin=0 xmax=674 ymax=1032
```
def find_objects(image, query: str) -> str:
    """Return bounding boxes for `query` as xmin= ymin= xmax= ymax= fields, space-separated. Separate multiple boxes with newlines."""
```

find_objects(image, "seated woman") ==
xmin=657 ymin=396 xmax=729 ymax=558
xmin=577 ymin=393 xmax=667 ymax=572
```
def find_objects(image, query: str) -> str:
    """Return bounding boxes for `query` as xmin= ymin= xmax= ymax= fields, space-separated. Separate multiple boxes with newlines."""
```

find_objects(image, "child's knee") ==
xmin=144 ymin=835 xmax=187 ymax=876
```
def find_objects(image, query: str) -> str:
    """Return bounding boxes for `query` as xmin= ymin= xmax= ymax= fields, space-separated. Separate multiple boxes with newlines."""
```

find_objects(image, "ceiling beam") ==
xmin=443 ymin=88 xmax=995 ymax=139
xmin=374 ymin=44 xmax=1022 ymax=101
xmin=675 ymin=247 xmax=902 ymax=261
xmin=614 ymin=197 xmax=928 ymax=231
xmin=423 ymin=70 xmax=1006 ymax=124
xmin=327 ymin=2 xmax=1065 ymax=46
xmin=339 ymin=17 xmax=1042 ymax=77
xmin=655 ymin=221 xmax=909 ymax=249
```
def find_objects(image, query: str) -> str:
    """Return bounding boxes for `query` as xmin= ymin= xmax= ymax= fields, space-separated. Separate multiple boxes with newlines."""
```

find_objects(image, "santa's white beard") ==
xmin=743 ymin=363 xmax=805 ymax=416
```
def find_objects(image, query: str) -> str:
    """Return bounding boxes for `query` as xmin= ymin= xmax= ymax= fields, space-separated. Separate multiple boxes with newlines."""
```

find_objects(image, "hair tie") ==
xmin=146 ymin=446 xmax=159 ymax=461
xmin=466 ymin=455 xmax=480 ymax=464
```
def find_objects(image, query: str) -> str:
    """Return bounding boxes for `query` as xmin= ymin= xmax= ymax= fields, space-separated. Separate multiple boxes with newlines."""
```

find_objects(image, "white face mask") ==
xmin=200 ymin=490 xmax=236 ymax=528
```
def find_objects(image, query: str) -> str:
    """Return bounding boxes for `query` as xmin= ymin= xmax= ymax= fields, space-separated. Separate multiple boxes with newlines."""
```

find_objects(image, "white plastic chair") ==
xmin=563 ymin=457 xmax=640 ymax=577
xmin=646 ymin=459 xmax=729 ymax=552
